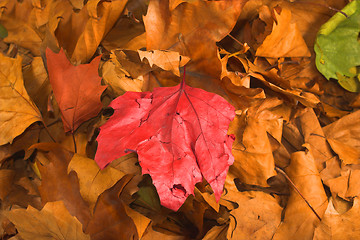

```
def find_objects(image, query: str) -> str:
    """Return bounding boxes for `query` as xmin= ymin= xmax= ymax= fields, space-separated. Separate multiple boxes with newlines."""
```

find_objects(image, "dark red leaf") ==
xmin=95 ymin=77 xmax=235 ymax=211
xmin=46 ymin=48 xmax=107 ymax=133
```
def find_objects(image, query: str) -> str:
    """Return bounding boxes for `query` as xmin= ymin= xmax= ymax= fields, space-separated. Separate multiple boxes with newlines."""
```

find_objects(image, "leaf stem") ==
xmin=275 ymin=166 xmax=322 ymax=221
xmin=72 ymin=132 xmax=77 ymax=153
xmin=227 ymin=34 xmax=245 ymax=48
xmin=41 ymin=119 xmax=56 ymax=142
xmin=181 ymin=66 xmax=186 ymax=88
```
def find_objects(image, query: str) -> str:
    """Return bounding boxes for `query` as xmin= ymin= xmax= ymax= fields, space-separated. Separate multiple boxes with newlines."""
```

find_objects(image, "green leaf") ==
xmin=314 ymin=0 xmax=360 ymax=92
xmin=0 ymin=23 xmax=7 ymax=38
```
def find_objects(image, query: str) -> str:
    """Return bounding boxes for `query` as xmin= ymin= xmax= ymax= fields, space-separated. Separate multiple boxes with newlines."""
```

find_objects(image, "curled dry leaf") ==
xmin=228 ymin=98 xmax=284 ymax=187
xmin=5 ymin=201 xmax=90 ymax=240
xmin=102 ymin=49 xmax=190 ymax=96
xmin=144 ymin=0 xmax=248 ymax=96
xmin=326 ymin=168 xmax=360 ymax=200
xmin=323 ymin=110 xmax=360 ymax=165
xmin=46 ymin=48 xmax=106 ymax=133
xmin=0 ymin=53 xmax=41 ymax=145
xmin=138 ymin=50 xmax=190 ymax=77
xmin=273 ymin=146 xmax=328 ymax=240
xmin=95 ymin=78 xmax=235 ymax=211
xmin=295 ymin=108 xmax=334 ymax=171
xmin=228 ymin=114 xmax=276 ymax=187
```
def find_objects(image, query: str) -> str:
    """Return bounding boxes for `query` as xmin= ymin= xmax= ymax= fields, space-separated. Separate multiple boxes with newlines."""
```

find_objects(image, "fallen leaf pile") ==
xmin=0 ymin=0 xmax=359 ymax=239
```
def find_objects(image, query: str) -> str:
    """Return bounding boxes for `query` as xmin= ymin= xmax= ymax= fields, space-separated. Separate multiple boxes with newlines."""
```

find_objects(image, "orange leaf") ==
xmin=46 ymin=48 xmax=106 ymax=133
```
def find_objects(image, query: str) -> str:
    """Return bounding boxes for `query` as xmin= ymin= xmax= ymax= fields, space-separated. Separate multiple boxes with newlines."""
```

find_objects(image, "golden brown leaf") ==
xmin=323 ymin=110 xmax=360 ymax=165
xmin=296 ymin=108 xmax=334 ymax=171
xmin=124 ymin=205 xmax=151 ymax=239
xmin=223 ymin=176 xmax=282 ymax=240
xmin=0 ymin=0 xmax=49 ymax=55
xmin=101 ymin=17 xmax=146 ymax=51
xmin=327 ymin=167 xmax=360 ymax=200
xmin=144 ymin=0 xmax=247 ymax=97
xmin=314 ymin=198 xmax=360 ymax=240
xmin=0 ymin=157 xmax=41 ymax=210
xmin=5 ymin=201 xmax=90 ymax=240
xmin=34 ymin=143 xmax=91 ymax=226
xmin=256 ymin=7 xmax=311 ymax=58
xmin=202 ymin=225 xmax=228 ymax=240
xmin=101 ymin=50 xmax=150 ymax=95
xmin=273 ymin=146 xmax=328 ymax=240
xmin=141 ymin=222 xmax=185 ymax=240
xmin=138 ymin=50 xmax=190 ymax=77
xmin=0 ymin=124 xmax=39 ymax=162
xmin=45 ymin=0 xmax=127 ymax=64
xmin=23 ymin=57 xmax=51 ymax=115
xmin=67 ymin=154 xmax=126 ymax=211
xmin=0 ymin=53 xmax=41 ymax=145
xmin=227 ymin=191 xmax=282 ymax=240
xmin=84 ymin=175 xmax=139 ymax=240
xmin=228 ymin=98 xmax=283 ymax=187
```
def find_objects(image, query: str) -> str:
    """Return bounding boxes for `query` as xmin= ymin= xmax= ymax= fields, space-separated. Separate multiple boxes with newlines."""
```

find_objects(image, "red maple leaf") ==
xmin=46 ymin=48 xmax=107 ymax=133
xmin=95 ymin=74 xmax=235 ymax=211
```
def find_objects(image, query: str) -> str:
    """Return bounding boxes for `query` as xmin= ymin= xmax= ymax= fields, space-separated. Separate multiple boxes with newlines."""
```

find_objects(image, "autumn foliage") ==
xmin=0 ymin=0 xmax=360 ymax=239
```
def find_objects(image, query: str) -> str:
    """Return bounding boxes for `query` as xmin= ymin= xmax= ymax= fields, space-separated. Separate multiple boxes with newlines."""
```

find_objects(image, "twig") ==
xmin=275 ymin=166 xmax=322 ymax=221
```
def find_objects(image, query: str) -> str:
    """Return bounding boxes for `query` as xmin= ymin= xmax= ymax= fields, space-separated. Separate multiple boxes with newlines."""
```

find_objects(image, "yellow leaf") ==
xmin=138 ymin=50 xmax=190 ymax=77
xmin=5 ymin=201 xmax=90 ymax=240
xmin=256 ymin=8 xmax=311 ymax=58
xmin=67 ymin=154 xmax=125 ymax=211
xmin=0 ymin=53 xmax=41 ymax=145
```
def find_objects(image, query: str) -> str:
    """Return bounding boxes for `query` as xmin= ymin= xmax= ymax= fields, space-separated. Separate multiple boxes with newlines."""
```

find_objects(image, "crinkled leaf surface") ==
xmin=46 ymin=48 xmax=106 ymax=133
xmin=315 ymin=0 xmax=360 ymax=92
xmin=95 ymin=79 xmax=235 ymax=211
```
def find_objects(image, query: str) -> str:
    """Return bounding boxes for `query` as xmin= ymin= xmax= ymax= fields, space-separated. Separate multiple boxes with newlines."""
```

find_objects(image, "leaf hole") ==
xmin=102 ymin=107 xmax=114 ymax=117
xmin=171 ymin=184 xmax=187 ymax=197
